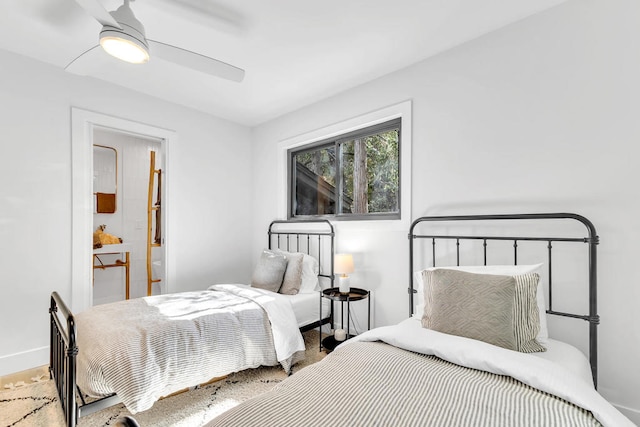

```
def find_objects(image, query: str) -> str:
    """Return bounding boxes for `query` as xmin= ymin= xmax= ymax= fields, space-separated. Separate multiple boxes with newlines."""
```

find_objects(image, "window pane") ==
xmin=341 ymin=129 xmax=399 ymax=214
xmin=289 ymin=118 xmax=401 ymax=220
xmin=293 ymin=146 xmax=337 ymax=215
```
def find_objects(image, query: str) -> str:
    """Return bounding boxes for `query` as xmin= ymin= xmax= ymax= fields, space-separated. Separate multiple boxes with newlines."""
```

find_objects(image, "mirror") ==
xmin=93 ymin=145 xmax=117 ymax=213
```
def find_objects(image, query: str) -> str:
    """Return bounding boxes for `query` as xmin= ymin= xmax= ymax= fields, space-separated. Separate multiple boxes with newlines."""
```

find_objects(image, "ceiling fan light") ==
xmin=99 ymin=1 xmax=149 ymax=65
xmin=100 ymin=32 xmax=149 ymax=64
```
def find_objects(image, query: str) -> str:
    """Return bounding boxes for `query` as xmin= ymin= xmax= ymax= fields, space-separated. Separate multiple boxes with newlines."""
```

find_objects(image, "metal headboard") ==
xmin=268 ymin=219 xmax=335 ymax=287
xmin=408 ymin=213 xmax=600 ymax=387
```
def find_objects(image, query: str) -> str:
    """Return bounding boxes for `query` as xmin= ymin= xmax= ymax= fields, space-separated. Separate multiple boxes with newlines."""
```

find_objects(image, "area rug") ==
xmin=1 ymin=330 xmax=325 ymax=427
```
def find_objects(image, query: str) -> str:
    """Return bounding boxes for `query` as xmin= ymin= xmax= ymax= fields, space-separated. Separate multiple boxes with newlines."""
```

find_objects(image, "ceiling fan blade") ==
xmin=74 ymin=0 xmax=122 ymax=29
xmin=64 ymin=45 xmax=107 ymax=75
xmin=148 ymin=40 xmax=245 ymax=82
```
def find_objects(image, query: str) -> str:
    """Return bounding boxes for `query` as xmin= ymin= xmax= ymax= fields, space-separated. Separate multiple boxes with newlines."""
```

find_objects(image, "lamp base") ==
xmin=338 ymin=276 xmax=350 ymax=294
xmin=334 ymin=328 xmax=346 ymax=341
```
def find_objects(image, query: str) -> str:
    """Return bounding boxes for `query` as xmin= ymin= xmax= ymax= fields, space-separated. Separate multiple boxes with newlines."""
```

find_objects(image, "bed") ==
xmin=49 ymin=219 xmax=335 ymax=427
xmin=203 ymin=213 xmax=634 ymax=427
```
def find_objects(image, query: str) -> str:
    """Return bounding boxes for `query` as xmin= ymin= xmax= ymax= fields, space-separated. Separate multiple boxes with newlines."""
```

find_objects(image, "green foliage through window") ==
xmin=289 ymin=119 xmax=401 ymax=220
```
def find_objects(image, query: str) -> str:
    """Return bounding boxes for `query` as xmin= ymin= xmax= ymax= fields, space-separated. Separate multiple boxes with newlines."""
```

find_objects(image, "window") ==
xmin=288 ymin=118 xmax=401 ymax=220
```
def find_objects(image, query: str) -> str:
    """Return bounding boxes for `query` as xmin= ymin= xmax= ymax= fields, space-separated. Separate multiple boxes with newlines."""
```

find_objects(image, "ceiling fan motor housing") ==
xmin=100 ymin=1 xmax=150 ymax=63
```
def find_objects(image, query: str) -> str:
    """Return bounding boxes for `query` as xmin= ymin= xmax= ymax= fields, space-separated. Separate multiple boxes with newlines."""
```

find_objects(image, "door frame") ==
xmin=71 ymin=107 xmax=176 ymax=312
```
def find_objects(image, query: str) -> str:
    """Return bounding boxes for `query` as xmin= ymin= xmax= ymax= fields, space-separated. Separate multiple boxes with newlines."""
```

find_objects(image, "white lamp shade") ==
xmin=335 ymin=253 xmax=354 ymax=275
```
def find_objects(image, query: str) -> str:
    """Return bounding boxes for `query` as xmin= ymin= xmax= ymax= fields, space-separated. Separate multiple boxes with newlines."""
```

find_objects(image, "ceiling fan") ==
xmin=68 ymin=0 xmax=245 ymax=82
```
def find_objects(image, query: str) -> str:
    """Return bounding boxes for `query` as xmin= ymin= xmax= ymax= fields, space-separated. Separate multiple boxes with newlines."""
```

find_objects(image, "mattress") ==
xmin=227 ymin=283 xmax=330 ymax=328
xmin=284 ymin=291 xmax=331 ymax=328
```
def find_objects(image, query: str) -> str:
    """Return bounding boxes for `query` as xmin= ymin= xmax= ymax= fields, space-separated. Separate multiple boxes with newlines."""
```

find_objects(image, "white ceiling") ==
xmin=2 ymin=0 xmax=567 ymax=126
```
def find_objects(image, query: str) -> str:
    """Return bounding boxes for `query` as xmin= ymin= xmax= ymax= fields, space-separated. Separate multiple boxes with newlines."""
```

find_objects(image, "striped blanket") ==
xmin=205 ymin=319 xmax=633 ymax=427
xmin=76 ymin=285 xmax=305 ymax=413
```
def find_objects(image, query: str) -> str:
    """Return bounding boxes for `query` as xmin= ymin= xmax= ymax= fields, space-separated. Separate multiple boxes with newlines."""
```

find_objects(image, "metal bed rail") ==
xmin=50 ymin=292 xmax=78 ymax=427
xmin=269 ymin=219 xmax=336 ymax=347
xmin=408 ymin=213 xmax=600 ymax=387
xmin=268 ymin=219 xmax=335 ymax=283
xmin=50 ymin=292 xmax=123 ymax=426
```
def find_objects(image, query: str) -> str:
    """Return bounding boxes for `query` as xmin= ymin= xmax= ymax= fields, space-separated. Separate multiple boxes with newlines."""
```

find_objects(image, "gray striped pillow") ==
xmin=422 ymin=269 xmax=546 ymax=353
xmin=513 ymin=273 xmax=546 ymax=353
xmin=428 ymin=269 xmax=517 ymax=351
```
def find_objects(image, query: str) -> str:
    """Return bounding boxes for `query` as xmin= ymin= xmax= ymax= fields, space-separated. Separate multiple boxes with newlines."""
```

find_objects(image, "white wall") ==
xmin=250 ymin=0 xmax=640 ymax=421
xmin=0 ymin=49 xmax=253 ymax=375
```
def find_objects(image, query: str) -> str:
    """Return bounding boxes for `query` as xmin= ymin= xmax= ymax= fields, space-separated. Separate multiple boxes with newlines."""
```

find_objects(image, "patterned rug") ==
xmin=0 ymin=330 xmax=325 ymax=427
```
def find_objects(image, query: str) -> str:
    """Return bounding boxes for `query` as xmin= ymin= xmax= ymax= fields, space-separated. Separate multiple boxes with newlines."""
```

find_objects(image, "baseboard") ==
xmin=0 ymin=346 xmax=48 ymax=377
xmin=614 ymin=404 xmax=640 ymax=425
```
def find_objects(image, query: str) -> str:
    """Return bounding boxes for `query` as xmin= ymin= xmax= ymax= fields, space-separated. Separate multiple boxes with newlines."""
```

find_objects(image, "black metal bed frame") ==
xmin=408 ymin=213 xmax=600 ymax=387
xmin=268 ymin=219 xmax=335 ymax=332
xmin=50 ymin=292 xmax=78 ymax=427
xmin=49 ymin=219 xmax=336 ymax=427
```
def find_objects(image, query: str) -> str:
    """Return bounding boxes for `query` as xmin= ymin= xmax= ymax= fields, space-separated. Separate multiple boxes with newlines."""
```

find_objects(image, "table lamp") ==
xmin=335 ymin=253 xmax=354 ymax=294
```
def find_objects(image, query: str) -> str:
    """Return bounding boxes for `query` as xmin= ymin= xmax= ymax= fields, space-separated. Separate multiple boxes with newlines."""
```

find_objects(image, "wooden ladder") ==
xmin=147 ymin=150 xmax=162 ymax=296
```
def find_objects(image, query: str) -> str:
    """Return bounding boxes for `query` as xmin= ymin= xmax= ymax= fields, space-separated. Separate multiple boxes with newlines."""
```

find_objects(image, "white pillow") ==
xmin=273 ymin=249 xmax=319 ymax=293
xmin=413 ymin=264 xmax=548 ymax=344
xmin=413 ymin=270 xmax=427 ymax=323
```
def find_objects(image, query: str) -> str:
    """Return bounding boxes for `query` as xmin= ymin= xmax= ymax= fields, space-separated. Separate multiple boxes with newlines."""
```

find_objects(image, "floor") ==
xmin=0 ymin=365 xmax=49 ymax=390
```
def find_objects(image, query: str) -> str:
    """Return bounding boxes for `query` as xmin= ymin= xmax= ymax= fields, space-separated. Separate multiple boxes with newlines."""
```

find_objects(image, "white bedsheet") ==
xmin=531 ymin=337 xmax=595 ymax=387
xmin=345 ymin=318 xmax=633 ymax=427
xmin=283 ymin=291 xmax=330 ymax=328
xmin=220 ymin=284 xmax=330 ymax=328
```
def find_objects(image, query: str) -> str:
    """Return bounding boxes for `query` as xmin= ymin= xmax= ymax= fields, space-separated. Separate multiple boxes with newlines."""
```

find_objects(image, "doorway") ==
xmin=71 ymin=108 xmax=176 ymax=313
xmin=92 ymin=128 xmax=163 ymax=305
